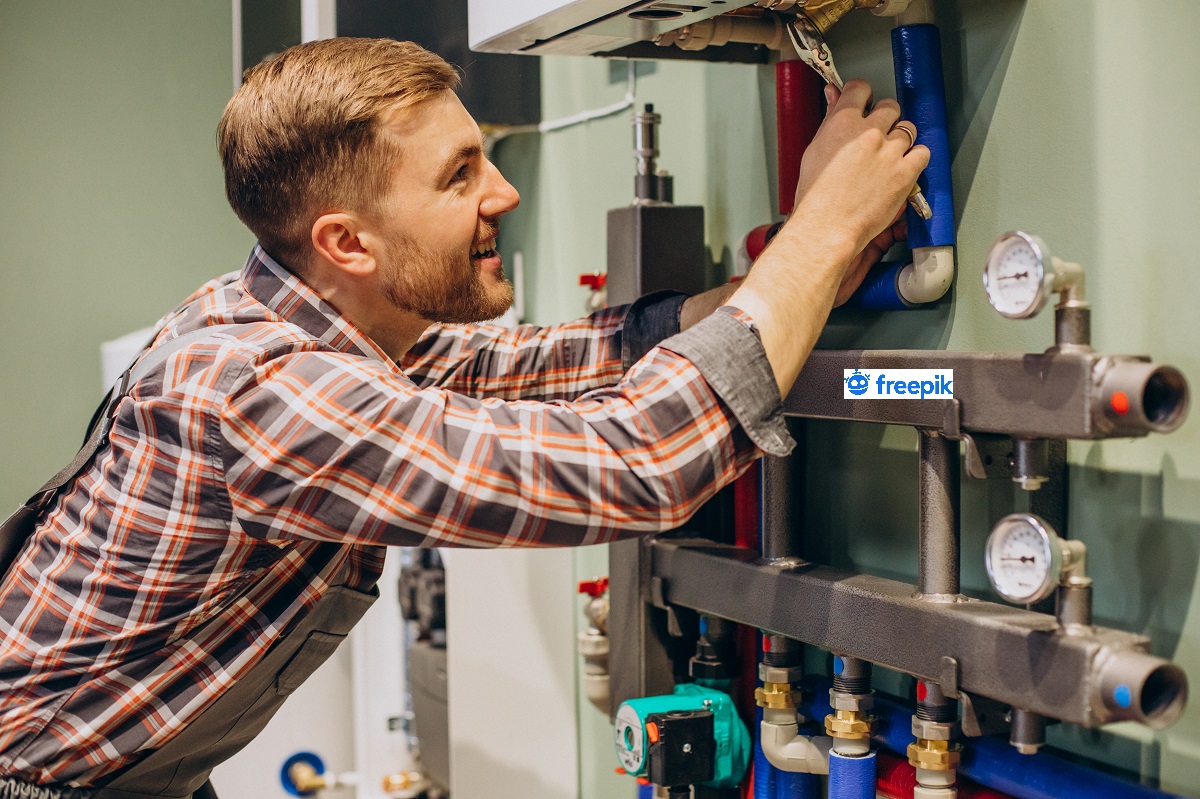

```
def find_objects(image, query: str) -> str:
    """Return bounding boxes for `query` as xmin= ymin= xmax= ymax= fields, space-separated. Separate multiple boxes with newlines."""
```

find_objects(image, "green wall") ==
xmin=490 ymin=1 xmax=1200 ymax=795
xmin=0 ymin=0 xmax=255 ymax=513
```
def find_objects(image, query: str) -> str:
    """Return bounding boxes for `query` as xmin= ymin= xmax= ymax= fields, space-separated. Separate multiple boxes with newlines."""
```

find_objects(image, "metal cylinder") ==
xmin=917 ymin=430 xmax=960 ymax=597
xmin=1096 ymin=360 xmax=1190 ymax=435
xmin=915 ymin=682 xmax=956 ymax=723
xmin=1096 ymin=649 xmax=1188 ymax=728
xmin=761 ymin=455 xmax=799 ymax=562
xmin=1011 ymin=438 xmax=1048 ymax=491
xmin=1054 ymin=305 xmax=1091 ymax=349
xmin=633 ymin=104 xmax=660 ymax=176
xmin=763 ymin=634 xmax=800 ymax=668
xmin=832 ymin=655 xmax=871 ymax=695
xmin=1009 ymin=708 xmax=1046 ymax=755
xmin=1056 ymin=583 xmax=1093 ymax=629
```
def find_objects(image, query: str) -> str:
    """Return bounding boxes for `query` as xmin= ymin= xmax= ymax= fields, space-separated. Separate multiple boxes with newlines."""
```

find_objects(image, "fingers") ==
xmin=887 ymin=120 xmax=917 ymax=152
xmin=824 ymin=83 xmax=841 ymax=117
xmin=868 ymin=98 xmax=902 ymax=131
xmin=833 ymin=79 xmax=873 ymax=114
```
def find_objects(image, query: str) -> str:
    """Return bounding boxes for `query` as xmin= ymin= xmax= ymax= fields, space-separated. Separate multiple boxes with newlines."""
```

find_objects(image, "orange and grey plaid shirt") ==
xmin=0 ymin=247 xmax=792 ymax=785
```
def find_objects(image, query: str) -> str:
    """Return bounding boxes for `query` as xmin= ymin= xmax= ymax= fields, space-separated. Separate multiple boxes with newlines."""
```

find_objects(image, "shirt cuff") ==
xmin=620 ymin=291 xmax=690 ymax=372
xmin=658 ymin=307 xmax=796 ymax=457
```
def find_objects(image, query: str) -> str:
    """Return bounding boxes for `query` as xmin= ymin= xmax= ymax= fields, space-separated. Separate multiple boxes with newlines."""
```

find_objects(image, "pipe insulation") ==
xmin=776 ymin=60 xmax=825 ymax=216
xmin=775 ymin=767 xmax=820 ymax=799
xmin=828 ymin=751 xmax=877 ymax=799
xmin=800 ymin=680 xmax=1191 ymax=799
xmin=892 ymin=24 xmax=955 ymax=250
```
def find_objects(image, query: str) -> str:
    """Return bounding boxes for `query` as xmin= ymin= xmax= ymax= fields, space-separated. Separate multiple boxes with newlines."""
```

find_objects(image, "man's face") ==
xmin=372 ymin=91 xmax=520 ymax=324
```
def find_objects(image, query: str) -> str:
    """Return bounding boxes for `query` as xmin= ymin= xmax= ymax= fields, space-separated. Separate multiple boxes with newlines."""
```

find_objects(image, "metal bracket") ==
xmin=650 ymin=576 xmax=687 ymax=638
xmin=960 ymin=692 xmax=1012 ymax=738
xmin=941 ymin=398 xmax=962 ymax=440
xmin=938 ymin=656 xmax=961 ymax=698
xmin=962 ymin=432 xmax=1014 ymax=480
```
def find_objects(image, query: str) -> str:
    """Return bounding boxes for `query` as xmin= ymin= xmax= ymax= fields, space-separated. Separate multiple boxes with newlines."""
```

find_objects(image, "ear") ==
xmin=311 ymin=213 xmax=377 ymax=277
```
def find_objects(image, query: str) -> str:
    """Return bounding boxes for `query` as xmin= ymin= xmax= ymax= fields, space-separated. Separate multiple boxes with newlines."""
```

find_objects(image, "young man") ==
xmin=0 ymin=38 xmax=925 ymax=798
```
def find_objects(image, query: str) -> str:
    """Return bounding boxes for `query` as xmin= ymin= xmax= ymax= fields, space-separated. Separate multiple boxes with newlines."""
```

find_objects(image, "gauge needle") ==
xmin=999 ymin=272 xmax=1029 ymax=281
xmin=1001 ymin=556 xmax=1037 ymax=563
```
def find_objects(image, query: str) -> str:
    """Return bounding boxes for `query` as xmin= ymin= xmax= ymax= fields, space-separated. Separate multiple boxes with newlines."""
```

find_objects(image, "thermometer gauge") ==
xmin=985 ymin=513 xmax=1063 ymax=605
xmin=983 ymin=231 xmax=1055 ymax=319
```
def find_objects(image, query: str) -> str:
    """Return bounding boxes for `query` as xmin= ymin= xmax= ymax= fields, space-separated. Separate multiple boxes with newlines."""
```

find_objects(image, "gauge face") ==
xmin=985 ymin=513 xmax=1062 ymax=604
xmin=984 ymin=231 xmax=1049 ymax=318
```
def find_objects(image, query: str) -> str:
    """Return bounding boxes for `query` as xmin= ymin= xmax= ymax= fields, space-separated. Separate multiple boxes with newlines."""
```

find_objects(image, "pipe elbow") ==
xmin=759 ymin=720 xmax=831 ymax=774
xmin=898 ymin=246 xmax=954 ymax=305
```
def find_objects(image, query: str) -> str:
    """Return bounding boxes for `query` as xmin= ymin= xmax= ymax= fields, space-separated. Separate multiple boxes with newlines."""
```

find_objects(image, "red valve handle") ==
xmin=579 ymin=273 xmax=608 ymax=290
xmin=577 ymin=577 xmax=609 ymax=597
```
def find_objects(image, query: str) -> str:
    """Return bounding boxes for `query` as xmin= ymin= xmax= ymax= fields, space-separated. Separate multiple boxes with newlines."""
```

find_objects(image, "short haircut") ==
xmin=218 ymin=38 xmax=460 ymax=271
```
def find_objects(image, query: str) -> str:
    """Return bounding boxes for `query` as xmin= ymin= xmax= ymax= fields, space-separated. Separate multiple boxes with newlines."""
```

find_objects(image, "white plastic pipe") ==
xmin=898 ymin=245 xmax=955 ymax=304
xmin=759 ymin=716 xmax=832 ymax=774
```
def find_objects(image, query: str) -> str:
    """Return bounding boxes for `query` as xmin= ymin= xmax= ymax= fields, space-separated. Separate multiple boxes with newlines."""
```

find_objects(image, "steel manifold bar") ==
xmin=784 ymin=349 xmax=1188 ymax=439
xmin=648 ymin=537 xmax=1187 ymax=730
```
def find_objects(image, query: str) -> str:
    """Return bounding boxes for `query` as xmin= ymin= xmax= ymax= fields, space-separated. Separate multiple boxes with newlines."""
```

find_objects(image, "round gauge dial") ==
xmin=983 ymin=231 xmax=1051 ymax=318
xmin=614 ymin=703 xmax=646 ymax=773
xmin=985 ymin=513 xmax=1063 ymax=604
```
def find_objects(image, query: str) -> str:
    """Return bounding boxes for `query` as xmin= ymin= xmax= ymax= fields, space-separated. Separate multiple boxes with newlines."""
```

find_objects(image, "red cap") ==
xmin=578 ymin=577 xmax=610 ymax=597
xmin=579 ymin=273 xmax=608 ymax=290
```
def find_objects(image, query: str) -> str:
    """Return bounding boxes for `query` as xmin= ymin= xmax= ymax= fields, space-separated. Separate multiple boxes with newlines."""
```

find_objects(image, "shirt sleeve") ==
xmin=217 ymin=306 xmax=791 ymax=550
xmin=399 ymin=291 xmax=688 ymax=401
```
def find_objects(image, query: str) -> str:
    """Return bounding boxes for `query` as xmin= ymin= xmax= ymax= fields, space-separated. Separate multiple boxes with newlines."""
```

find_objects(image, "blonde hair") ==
xmin=218 ymin=38 xmax=460 ymax=271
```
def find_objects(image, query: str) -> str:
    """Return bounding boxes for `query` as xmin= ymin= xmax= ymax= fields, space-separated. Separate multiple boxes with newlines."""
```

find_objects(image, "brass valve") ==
xmin=907 ymin=738 xmax=963 ymax=771
xmin=755 ymin=681 xmax=796 ymax=710
xmin=381 ymin=772 xmax=422 ymax=793
xmin=824 ymin=708 xmax=875 ymax=740
xmin=288 ymin=762 xmax=328 ymax=794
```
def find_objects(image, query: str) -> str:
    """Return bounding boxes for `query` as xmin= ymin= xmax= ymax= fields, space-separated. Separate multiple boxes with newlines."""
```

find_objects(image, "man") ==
xmin=0 ymin=38 xmax=925 ymax=798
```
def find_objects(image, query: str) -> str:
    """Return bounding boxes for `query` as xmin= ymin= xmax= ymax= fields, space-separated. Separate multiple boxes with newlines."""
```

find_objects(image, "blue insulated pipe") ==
xmin=755 ymin=707 xmax=777 ymax=799
xmin=828 ymin=750 xmax=876 ymax=799
xmin=775 ymin=767 xmax=820 ymax=799
xmin=893 ymin=23 xmax=955 ymax=251
xmin=851 ymin=261 xmax=914 ymax=310
xmin=799 ymin=679 xmax=1189 ymax=799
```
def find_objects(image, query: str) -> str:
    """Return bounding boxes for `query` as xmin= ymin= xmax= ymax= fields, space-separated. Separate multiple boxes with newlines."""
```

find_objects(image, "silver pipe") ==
xmin=917 ymin=430 xmax=960 ymax=598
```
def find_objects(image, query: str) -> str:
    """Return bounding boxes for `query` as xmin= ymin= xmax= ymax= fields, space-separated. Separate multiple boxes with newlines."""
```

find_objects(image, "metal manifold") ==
xmin=610 ymin=341 xmax=1191 ymax=745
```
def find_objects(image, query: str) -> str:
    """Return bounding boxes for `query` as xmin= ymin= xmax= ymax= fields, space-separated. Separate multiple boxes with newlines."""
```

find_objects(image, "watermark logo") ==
xmin=844 ymin=369 xmax=871 ymax=396
xmin=843 ymin=368 xmax=954 ymax=400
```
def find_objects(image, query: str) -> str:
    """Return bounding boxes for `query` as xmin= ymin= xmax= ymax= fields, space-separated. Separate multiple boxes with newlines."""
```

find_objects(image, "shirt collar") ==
xmin=240 ymin=245 xmax=398 ymax=370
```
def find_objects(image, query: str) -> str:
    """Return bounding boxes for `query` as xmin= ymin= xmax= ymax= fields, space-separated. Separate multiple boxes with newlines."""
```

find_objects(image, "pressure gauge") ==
xmin=985 ymin=513 xmax=1063 ymax=605
xmin=983 ymin=231 xmax=1055 ymax=319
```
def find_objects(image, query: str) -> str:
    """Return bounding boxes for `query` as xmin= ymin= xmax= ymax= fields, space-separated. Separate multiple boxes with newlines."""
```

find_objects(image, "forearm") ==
xmin=725 ymin=222 xmax=854 ymax=397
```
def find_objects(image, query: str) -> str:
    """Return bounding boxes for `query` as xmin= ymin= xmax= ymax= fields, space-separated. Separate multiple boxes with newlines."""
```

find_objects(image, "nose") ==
xmin=480 ymin=159 xmax=520 ymax=218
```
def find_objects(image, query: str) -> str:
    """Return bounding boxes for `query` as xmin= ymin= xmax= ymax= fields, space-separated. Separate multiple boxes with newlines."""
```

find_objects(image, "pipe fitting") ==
xmin=1094 ymin=358 xmax=1189 ymax=435
xmin=756 ymin=681 xmax=797 ymax=710
xmin=825 ymin=708 xmax=875 ymax=741
xmin=759 ymin=719 xmax=832 ymax=774
xmin=906 ymin=738 xmax=961 ymax=771
xmin=655 ymin=14 xmax=786 ymax=51
xmin=911 ymin=717 xmax=959 ymax=741
xmin=760 ymin=663 xmax=805 ymax=684
xmin=897 ymin=246 xmax=954 ymax=305
xmin=830 ymin=689 xmax=875 ymax=714
xmin=1094 ymin=648 xmax=1188 ymax=728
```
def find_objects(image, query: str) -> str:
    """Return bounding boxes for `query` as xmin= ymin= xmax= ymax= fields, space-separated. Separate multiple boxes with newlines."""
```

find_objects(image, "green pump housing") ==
xmin=613 ymin=683 xmax=750 ymax=790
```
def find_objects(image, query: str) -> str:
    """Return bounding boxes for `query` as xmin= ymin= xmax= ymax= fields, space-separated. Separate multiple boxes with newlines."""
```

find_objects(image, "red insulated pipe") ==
xmin=775 ymin=59 xmax=825 ymax=216
xmin=876 ymin=750 xmax=1016 ymax=799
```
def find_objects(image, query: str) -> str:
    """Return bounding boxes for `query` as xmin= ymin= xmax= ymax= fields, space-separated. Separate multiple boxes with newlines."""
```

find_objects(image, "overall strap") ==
xmin=0 ymin=325 xmax=240 ymax=575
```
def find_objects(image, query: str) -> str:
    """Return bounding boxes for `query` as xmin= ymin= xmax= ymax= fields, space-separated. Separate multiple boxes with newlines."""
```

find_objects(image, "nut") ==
xmin=824 ymin=709 xmax=874 ymax=740
xmin=907 ymin=738 xmax=962 ymax=771
xmin=911 ymin=717 xmax=960 ymax=741
xmin=759 ymin=664 xmax=804 ymax=684
xmin=829 ymin=689 xmax=875 ymax=713
xmin=755 ymin=681 xmax=796 ymax=710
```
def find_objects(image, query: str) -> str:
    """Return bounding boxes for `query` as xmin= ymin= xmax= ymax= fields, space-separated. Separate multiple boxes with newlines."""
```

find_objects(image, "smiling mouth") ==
xmin=471 ymin=237 xmax=497 ymax=261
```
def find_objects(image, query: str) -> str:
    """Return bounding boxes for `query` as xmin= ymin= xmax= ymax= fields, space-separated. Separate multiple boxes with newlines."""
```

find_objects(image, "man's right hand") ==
xmin=726 ymin=78 xmax=929 ymax=401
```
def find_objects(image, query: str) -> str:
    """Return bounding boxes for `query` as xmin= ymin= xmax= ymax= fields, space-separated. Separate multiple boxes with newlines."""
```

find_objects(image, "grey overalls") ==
xmin=0 ymin=327 xmax=377 ymax=799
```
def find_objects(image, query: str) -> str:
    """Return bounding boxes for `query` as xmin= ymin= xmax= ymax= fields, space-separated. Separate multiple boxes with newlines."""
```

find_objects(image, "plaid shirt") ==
xmin=0 ymin=247 xmax=791 ymax=785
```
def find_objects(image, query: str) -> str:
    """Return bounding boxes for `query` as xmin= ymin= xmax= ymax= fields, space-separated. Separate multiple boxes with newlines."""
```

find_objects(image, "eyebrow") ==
xmin=436 ymin=143 xmax=482 ymax=185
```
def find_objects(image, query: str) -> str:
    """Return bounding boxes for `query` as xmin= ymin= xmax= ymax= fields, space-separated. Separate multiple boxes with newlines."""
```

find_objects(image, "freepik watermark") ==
xmin=843 ymin=368 xmax=954 ymax=400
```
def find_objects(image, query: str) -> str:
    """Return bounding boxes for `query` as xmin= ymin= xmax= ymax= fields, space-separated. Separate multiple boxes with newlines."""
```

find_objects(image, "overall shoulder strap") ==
xmin=0 ymin=325 xmax=240 ymax=575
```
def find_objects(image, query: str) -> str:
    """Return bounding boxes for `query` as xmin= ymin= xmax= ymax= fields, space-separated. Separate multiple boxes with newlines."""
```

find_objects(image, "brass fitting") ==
xmin=907 ymin=738 xmax=963 ymax=771
xmin=824 ymin=708 xmax=875 ymax=740
xmin=797 ymin=0 xmax=884 ymax=34
xmin=288 ymin=762 xmax=327 ymax=794
xmin=755 ymin=681 xmax=796 ymax=710
xmin=382 ymin=772 xmax=423 ymax=794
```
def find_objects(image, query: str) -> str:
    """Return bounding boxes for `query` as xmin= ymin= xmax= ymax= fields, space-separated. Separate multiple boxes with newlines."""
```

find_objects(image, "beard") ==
xmin=379 ymin=228 xmax=514 ymax=324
